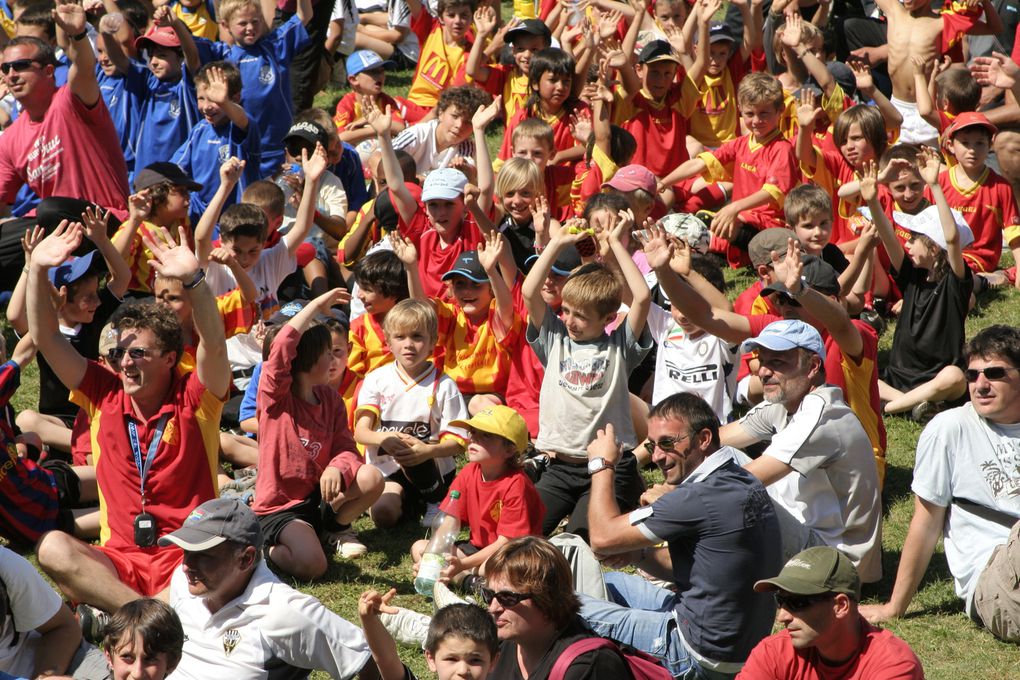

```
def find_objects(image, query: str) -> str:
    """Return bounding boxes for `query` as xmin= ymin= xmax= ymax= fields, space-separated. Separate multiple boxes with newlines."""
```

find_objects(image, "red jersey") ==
xmin=698 ymin=130 xmax=797 ymax=231
xmin=475 ymin=63 xmax=529 ymax=121
xmin=407 ymin=11 xmax=472 ymax=108
xmin=410 ymin=212 xmax=484 ymax=300
xmin=333 ymin=92 xmax=409 ymax=132
xmin=803 ymin=147 xmax=896 ymax=246
xmin=619 ymin=84 xmax=691 ymax=178
xmin=545 ymin=163 xmax=575 ymax=222
xmin=499 ymin=102 xmax=589 ymax=166
xmin=940 ymin=2 xmax=983 ymax=62
xmin=440 ymin=463 xmax=545 ymax=548
xmin=434 ymin=298 xmax=522 ymax=396
xmin=933 ymin=167 xmax=1020 ymax=273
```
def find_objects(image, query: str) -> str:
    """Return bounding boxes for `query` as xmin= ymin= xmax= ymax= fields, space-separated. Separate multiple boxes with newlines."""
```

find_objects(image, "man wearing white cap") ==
xmin=719 ymin=319 xmax=883 ymax=584
xmin=161 ymin=498 xmax=378 ymax=680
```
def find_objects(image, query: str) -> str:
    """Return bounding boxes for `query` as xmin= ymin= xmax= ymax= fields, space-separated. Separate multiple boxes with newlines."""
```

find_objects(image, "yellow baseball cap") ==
xmin=450 ymin=405 xmax=529 ymax=453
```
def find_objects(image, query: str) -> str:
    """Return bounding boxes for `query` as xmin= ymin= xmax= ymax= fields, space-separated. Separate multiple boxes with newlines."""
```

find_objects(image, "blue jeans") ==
xmin=578 ymin=572 xmax=734 ymax=680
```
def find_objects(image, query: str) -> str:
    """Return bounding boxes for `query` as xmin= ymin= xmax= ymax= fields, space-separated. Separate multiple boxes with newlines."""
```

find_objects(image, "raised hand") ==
xmin=796 ymin=87 xmax=821 ymax=130
xmin=780 ymin=13 xmax=804 ymax=49
xmin=128 ymin=189 xmax=153 ymax=222
xmin=700 ymin=0 xmax=723 ymax=23
xmin=611 ymin=208 xmax=635 ymax=243
xmin=569 ymin=107 xmax=593 ymax=144
xmin=876 ymin=156 xmax=913 ymax=184
xmin=770 ymin=237 xmax=803 ymax=291
xmin=909 ymin=54 xmax=930 ymax=77
xmin=365 ymin=102 xmax=393 ymax=137
xmin=473 ymin=5 xmax=498 ymax=35
xmin=301 ymin=142 xmax=328 ymax=183
xmin=219 ymin=156 xmax=245 ymax=187
xmin=848 ymin=56 xmax=875 ymax=92
xmin=52 ymin=0 xmax=87 ymax=34
xmin=99 ymin=11 xmax=125 ymax=34
xmin=81 ymin=206 xmax=111 ymax=243
xmin=471 ymin=94 xmax=503 ymax=131
xmin=312 ymin=286 xmax=352 ymax=310
xmin=32 ymin=221 xmax=84 ymax=269
xmin=203 ymin=66 xmax=230 ymax=104
xmin=916 ymin=144 xmax=943 ymax=186
xmin=669 ymin=233 xmax=692 ymax=277
xmin=533 ymin=194 xmax=550 ymax=238
xmin=21 ymin=225 xmax=45 ymax=262
xmin=141 ymin=225 xmax=201 ymax=281
xmin=477 ymin=231 xmax=503 ymax=272
xmin=638 ymin=224 xmax=675 ymax=269
xmin=971 ymin=52 xmax=1020 ymax=90
xmin=598 ymin=9 xmax=622 ymax=39
xmin=152 ymin=4 xmax=174 ymax=27
xmin=858 ymin=159 xmax=879 ymax=203
xmin=358 ymin=588 xmax=400 ymax=619
xmin=389 ymin=229 xmax=418 ymax=265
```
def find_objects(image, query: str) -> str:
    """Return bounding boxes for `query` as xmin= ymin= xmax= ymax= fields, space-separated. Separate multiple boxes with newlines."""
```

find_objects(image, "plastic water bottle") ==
xmin=413 ymin=491 xmax=461 ymax=597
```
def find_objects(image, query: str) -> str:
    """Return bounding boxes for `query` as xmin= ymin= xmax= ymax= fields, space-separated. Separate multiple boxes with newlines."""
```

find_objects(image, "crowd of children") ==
xmin=2 ymin=0 xmax=1020 ymax=675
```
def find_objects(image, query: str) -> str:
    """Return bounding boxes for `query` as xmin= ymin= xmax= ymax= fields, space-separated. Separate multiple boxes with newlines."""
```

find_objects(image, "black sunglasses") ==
xmin=964 ymin=366 xmax=1018 ymax=383
xmin=642 ymin=433 xmax=691 ymax=455
xmin=0 ymin=59 xmax=41 ymax=74
xmin=107 ymin=347 xmax=162 ymax=362
xmin=476 ymin=585 xmax=534 ymax=608
xmin=774 ymin=592 xmax=834 ymax=612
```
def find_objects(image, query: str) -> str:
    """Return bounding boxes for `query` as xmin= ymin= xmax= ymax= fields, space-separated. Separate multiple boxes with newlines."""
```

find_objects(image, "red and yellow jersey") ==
xmin=476 ymin=63 xmax=529 ymax=121
xmin=334 ymin=92 xmax=409 ymax=132
xmin=70 ymin=363 xmax=222 ymax=549
xmin=113 ymin=221 xmax=193 ymax=295
xmin=934 ymin=166 xmax=1020 ymax=273
xmin=698 ymin=130 xmax=797 ymax=230
xmin=545 ymin=163 xmax=575 ymax=222
xmin=940 ymin=1 xmax=982 ymax=62
xmin=801 ymin=146 xmax=895 ymax=246
xmin=177 ymin=289 xmax=255 ymax=376
xmin=499 ymin=102 xmax=589 ymax=165
xmin=407 ymin=11 xmax=472 ymax=109
xmin=347 ymin=311 xmax=393 ymax=384
xmin=570 ymin=145 xmax=618 ymax=217
xmin=615 ymin=82 xmax=691 ymax=178
xmin=434 ymin=299 xmax=522 ymax=396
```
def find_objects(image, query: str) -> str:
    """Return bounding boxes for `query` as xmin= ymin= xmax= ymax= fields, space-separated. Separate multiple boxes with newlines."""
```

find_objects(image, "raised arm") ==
xmin=53 ymin=1 xmax=100 ymax=106
xmin=8 ymin=225 xmax=46 ymax=335
xmin=466 ymin=6 xmax=498 ymax=84
xmin=367 ymin=104 xmax=417 ymax=224
xmin=390 ymin=230 xmax=426 ymax=301
xmin=472 ymin=95 xmax=502 ymax=215
xmin=523 ymin=228 xmax=585 ymax=329
xmin=283 ymin=143 xmax=329 ymax=256
xmin=210 ymin=246 xmax=258 ymax=305
xmin=195 ymin=158 xmax=245 ymax=266
xmin=357 ymin=590 xmax=407 ymax=680
xmin=911 ymin=55 xmax=941 ymax=130
xmin=609 ymin=209 xmax=650 ymax=337
xmin=860 ymin=159 xmax=905 ymax=271
xmin=143 ymin=226 xmax=230 ymax=397
xmin=850 ymin=57 xmax=902 ymax=132
xmin=202 ymin=65 xmax=249 ymax=130
xmin=26 ymin=223 xmax=89 ymax=391
xmin=795 ymin=88 xmax=821 ymax=173
xmin=98 ymin=13 xmax=131 ymax=75
xmin=296 ymin=0 xmax=313 ymax=25
xmin=154 ymin=6 xmax=201 ymax=74
xmin=734 ymin=0 xmax=762 ymax=59
xmin=477 ymin=231 xmax=515 ymax=333
xmin=685 ymin=0 xmax=717 ymax=86
xmin=81 ymin=206 xmax=130 ymax=299
xmin=917 ymin=145 xmax=966 ymax=279
xmin=288 ymin=287 xmax=351 ymax=333
xmin=783 ymin=14 xmax=834 ymax=96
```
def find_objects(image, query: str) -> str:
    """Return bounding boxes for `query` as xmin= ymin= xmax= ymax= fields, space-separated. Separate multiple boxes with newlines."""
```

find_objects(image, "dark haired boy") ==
xmin=405 ymin=0 xmax=475 ymax=110
xmin=391 ymin=84 xmax=491 ymax=176
xmin=468 ymin=13 xmax=551 ymax=121
xmin=347 ymin=250 xmax=411 ymax=388
xmin=172 ymin=61 xmax=262 ymax=222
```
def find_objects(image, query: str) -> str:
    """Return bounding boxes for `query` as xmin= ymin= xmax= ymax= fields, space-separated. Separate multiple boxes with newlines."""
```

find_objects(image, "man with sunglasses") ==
xmin=25 ymin=222 xmax=230 ymax=625
xmin=862 ymin=325 xmax=1020 ymax=643
xmin=740 ymin=547 xmax=923 ymax=679
xmin=582 ymin=392 xmax=782 ymax=678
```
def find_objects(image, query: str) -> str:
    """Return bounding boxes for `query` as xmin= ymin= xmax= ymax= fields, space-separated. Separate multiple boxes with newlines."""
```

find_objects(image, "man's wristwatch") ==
xmin=587 ymin=457 xmax=616 ymax=476
xmin=183 ymin=269 xmax=206 ymax=290
xmin=790 ymin=276 xmax=810 ymax=300
xmin=70 ymin=30 xmax=89 ymax=41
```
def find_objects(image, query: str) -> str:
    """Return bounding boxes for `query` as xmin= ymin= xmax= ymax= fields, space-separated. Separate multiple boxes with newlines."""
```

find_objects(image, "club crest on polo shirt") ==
xmin=218 ymin=144 xmax=231 ymax=162
xmin=223 ymin=629 xmax=241 ymax=655
xmin=259 ymin=65 xmax=274 ymax=85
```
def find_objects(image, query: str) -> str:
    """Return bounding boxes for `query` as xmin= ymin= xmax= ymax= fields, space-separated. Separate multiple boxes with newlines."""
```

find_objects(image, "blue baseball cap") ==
xmin=442 ymin=250 xmax=488 ymax=283
xmin=48 ymin=250 xmax=107 ymax=290
xmin=346 ymin=50 xmax=395 ymax=78
xmin=740 ymin=319 xmax=826 ymax=361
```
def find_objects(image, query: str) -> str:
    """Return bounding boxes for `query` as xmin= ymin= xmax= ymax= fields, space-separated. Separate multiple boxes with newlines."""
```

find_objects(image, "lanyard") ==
xmin=127 ymin=413 xmax=170 ymax=507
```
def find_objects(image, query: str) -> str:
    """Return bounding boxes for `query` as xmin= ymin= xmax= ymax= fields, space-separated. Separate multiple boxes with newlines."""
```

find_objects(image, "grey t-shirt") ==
xmin=528 ymin=313 xmax=652 ymax=461
xmin=738 ymin=385 xmax=883 ymax=583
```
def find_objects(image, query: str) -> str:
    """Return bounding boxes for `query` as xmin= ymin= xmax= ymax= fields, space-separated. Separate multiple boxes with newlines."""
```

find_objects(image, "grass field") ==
xmin=7 ymin=45 xmax=1020 ymax=680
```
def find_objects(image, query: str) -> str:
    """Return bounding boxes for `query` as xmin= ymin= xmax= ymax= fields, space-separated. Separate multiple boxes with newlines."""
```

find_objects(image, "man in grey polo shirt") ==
xmin=581 ymin=392 xmax=782 ymax=678
xmin=720 ymin=319 xmax=883 ymax=583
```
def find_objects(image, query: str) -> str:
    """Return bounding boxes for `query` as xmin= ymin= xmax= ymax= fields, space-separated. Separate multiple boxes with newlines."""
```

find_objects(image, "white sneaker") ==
xmin=328 ymin=528 xmax=367 ymax=558
xmin=420 ymin=502 xmax=442 ymax=528
xmin=433 ymin=580 xmax=468 ymax=610
xmin=379 ymin=607 xmax=431 ymax=647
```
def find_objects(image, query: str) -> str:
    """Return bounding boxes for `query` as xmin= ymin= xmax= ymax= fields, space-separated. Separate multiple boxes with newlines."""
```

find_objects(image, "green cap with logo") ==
xmin=753 ymin=546 xmax=861 ymax=600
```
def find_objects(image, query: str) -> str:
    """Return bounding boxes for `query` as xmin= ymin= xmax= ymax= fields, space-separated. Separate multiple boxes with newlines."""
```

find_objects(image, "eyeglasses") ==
xmin=774 ymin=592 xmax=834 ymax=612
xmin=642 ymin=433 xmax=691 ymax=455
xmin=107 ymin=347 xmax=163 ymax=362
xmin=476 ymin=585 xmax=534 ymax=608
xmin=0 ymin=59 xmax=40 ymax=74
xmin=964 ymin=366 xmax=1018 ymax=383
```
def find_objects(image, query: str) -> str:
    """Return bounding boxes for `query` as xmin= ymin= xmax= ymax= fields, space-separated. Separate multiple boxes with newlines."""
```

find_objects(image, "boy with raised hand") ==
xmin=404 ymin=0 xmax=474 ymax=111
xmin=468 ymin=11 xmax=551 ymax=121
xmin=115 ymin=5 xmax=201 ymax=174
xmin=658 ymin=71 xmax=797 ymax=268
xmin=333 ymin=50 xmax=409 ymax=147
xmin=522 ymin=212 xmax=652 ymax=538
xmin=172 ymin=61 xmax=262 ymax=223
xmin=390 ymin=85 xmax=492 ymax=177
xmin=202 ymin=0 xmax=313 ymax=177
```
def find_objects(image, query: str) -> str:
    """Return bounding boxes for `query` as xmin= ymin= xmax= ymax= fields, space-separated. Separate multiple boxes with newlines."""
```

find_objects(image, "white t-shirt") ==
xmin=647 ymin=304 xmax=736 ymax=422
xmin=387 ymin=0 xmax=420 ymax=60
xmin=0 ymin=547 xmax=64 ymax=678
xmin=912 ymin=403 xmax=1020 ymax=614
xmin=279 ymin=169 xmax=349 ymax=242
xmin=739 ymin=385 xmax=883 ymax=583
xmin=356 ymin=362 xmax=468 ymax=477
xmin=329 ymin=0 xmax=360 ymax=54
xmin=390 ymin=119 xmax=476 ymax=177
xmin=169 ymin=561 xmax=371 ymax=680
xmin=207 ymin=241 xmax=297 ymax=373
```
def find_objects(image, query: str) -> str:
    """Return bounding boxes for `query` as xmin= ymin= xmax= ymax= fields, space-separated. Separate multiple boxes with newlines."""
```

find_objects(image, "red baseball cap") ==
xmin=135 ymin=25 xmax=181 ymax=50
xmin=603 ymin=165 xmax=656 ymax=194
xmin=946 ymin=111 xmax=998 ymax=140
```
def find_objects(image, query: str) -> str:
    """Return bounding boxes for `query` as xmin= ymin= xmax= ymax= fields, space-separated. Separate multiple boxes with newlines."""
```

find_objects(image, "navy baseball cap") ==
xmin=442 ymin=250 xmax=489 ymax=283
xmin=346 ymin=50 xmax=395 ymax=78
xmin=505 ymin=19 xmax=552 ymax=46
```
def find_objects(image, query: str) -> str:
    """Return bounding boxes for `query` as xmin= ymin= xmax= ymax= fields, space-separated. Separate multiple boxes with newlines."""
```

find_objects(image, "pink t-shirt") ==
xmin=254 ymin=324 xmax=362 ymax=515
xmin=0 ymin=86 xmax=129 ymax=219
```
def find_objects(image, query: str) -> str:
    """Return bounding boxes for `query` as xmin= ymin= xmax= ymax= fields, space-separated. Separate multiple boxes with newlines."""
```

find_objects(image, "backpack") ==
xmin=548 ymin=637 xmax=673 ymax=680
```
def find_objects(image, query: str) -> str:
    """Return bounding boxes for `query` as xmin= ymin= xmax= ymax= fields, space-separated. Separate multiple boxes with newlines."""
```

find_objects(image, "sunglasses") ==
xmin=642 ymin=433 xmax=691 ymax=455
xmin=476 ymin=585 xmax=534 ymax=608
xmin=0 ymin=59 xmax=40 ymax=74
xmin=774 ymin=592 xmax=834 ymax=612
xmin=107 ymin=347 xmax=162 ymax=362
xmin=964 ymin=366 xmax=1018 ymax=383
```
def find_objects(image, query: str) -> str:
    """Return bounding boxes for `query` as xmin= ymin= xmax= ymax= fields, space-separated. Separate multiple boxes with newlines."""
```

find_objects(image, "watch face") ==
xmin=587 ymin=458 xmax=605 ymax=473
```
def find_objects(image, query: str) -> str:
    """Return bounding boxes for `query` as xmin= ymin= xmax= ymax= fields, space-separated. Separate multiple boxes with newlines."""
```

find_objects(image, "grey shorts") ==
xmin=973 ymin=520 xmax=1020 ymax=642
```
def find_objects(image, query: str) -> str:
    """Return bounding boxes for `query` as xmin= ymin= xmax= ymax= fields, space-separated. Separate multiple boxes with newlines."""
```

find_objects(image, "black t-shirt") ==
xmin=37 ymin=286 xmax=121 ymax=419
xmin=883 ymin=257 xmax=973 ymax=392
xmin=498 ymin=214 xmax=537 ymax=274
xmin=820 ymin=243 xmax=849 ymax=274
xmin=490 ymin=617 xmax=631 ymax=680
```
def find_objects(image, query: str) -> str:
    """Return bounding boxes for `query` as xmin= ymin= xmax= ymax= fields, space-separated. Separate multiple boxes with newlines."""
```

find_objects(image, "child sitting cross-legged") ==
xmin=354 ymin=299 xmax=470 ymax=530
xmin=254 ymin=288 xmax=385 ymax=579
xmin=411 ymin=405 xmax=545 ymax=587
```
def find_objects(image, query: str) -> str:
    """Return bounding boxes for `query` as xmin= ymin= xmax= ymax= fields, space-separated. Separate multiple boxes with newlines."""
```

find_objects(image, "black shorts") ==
xmin=258 ymin=489 xmax=343 ymax=547
xmin=388 ymin=467 xmax=457 ymax=518
xmin=42 ymin=459 xmax=80 ymax=534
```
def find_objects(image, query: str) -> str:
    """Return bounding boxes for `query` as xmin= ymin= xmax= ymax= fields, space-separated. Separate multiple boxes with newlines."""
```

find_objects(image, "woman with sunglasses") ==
xmin=482 ymin=536 xmax=630 ymax=680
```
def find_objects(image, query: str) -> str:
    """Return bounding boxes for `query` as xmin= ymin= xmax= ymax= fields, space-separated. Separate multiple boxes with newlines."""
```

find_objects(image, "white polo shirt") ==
xmin=169 ymin=561 xmax=371 ymax=680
